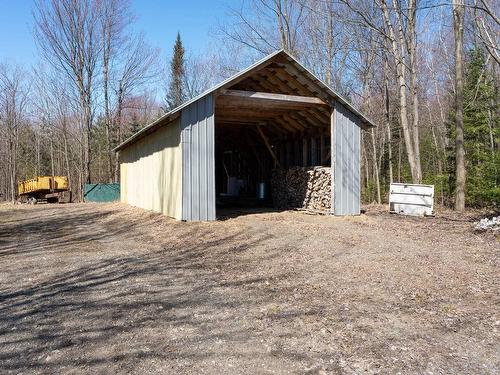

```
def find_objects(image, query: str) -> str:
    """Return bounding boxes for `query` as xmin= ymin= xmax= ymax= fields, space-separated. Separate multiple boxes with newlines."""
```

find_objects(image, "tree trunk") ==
xmin=9 ymin=137 xmax=16 ymax=202
xmin=103 ymin=58 xmax=113 ymax=183
xmin=35 ymin=132 xmax=40 ymax=176
xmin=86 ymin=122 xmax=92 ymax=184
xmin=408 ymin=0 xmax=422 ymax=182
xmin=102 ymin=19 xmax=113 ymax=183
xmin=362 ymin=136 xmax=370 ymax=199
xmin=453 ymin=0 xmax=466 ymax=211
xmin=276 ymin=0 xmax=289 ymax=50
xmin=381 ymin=0 xmax=420 ymax=183
xmin=384 ymin=59 xmax=393 ymax=184
xmin=50 ymin=136 xmax=55 ymax=176
xmin=63 ymin=126 xmax=71 ymax=189
xmin=114 ymin=87 xmax=124 ymax=183
xmin=325 ymin=2 xmax=334 ymax=86
xmin=80 ymin=127 xmax=86 ymax=201
xmin=398 ymin=129 xmax=402 ymax=182
xmin=371 ymin=128 xmax=381 ymax=204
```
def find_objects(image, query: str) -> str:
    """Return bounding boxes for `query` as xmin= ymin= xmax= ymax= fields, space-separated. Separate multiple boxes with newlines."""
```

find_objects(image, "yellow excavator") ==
xmin=18 ymin=176 xmax=71 ymax=204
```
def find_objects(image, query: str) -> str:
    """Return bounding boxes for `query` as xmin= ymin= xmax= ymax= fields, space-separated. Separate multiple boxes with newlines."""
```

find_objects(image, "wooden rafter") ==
xmin=215 ymin=62 xmax=337 ymax=138
xmin=217 ymin=79 xmax=304 ymax=134
xmin=244 ymin=73 xmax=329 ymax=129
xmin=275 ymin=62 xmax=332 ymax=108
xmin=217 ymin=119 xmax=290 ymax=137
xmin=274 ymin=74 xmax=330 ymax=122
xmin=259 ymin=70 xmax=330 ymax=125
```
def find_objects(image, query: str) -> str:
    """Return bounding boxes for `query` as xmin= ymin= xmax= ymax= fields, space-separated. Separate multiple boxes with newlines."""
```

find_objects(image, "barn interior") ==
xmin=213 ymin=55 xmax=334 ymax=215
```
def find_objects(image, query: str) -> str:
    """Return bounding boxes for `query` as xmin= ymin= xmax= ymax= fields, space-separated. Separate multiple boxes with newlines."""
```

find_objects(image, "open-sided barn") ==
xmin=114 ymin=50 xmax=375 ymax=221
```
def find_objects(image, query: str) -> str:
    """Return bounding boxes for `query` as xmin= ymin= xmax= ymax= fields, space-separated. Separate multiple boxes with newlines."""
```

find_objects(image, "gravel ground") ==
xmin=0 ymin=202 xmax=498 ymax=374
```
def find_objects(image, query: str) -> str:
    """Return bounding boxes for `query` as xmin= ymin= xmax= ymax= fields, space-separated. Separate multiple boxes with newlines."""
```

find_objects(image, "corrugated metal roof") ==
xmin=114 ymin=49 xmax=375 ymax=152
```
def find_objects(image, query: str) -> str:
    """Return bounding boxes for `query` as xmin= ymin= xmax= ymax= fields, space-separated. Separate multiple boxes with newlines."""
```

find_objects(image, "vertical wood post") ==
xmin=279 ymin=141 xmax=285 ymax=167
xmin=285 ymin=141 xmax=292 ymax=168
xmin=320 ymin=134 xmax=325 ymax=166
xmin=311 ymin=138 xmax=317 ymax=165
xmin=302 ymin=137 xmax=308 ymax=167
xmin=294 ymin=140 xmax=300 ymax=166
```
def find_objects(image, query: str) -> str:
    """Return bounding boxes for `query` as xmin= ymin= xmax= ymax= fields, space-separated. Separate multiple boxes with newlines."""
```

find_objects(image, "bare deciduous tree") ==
xmin=473 ymin=0 xmax=500 ymax=65
xmin=34 ymin=0 xmax=102 ymax=187
xmin=113 ymin=34 xmax=160 ymax=180
xmin=0 ymin=64 xmax=30 ymax=201
xmin=100 ymin=0 xmax=132 ymax=182
xmin=218 ymin=0 xmax=308 ymax=56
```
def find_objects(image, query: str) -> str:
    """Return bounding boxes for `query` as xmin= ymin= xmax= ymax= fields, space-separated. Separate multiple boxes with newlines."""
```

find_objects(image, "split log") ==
xmin=271 ymin=166 xmax=331 ymax=211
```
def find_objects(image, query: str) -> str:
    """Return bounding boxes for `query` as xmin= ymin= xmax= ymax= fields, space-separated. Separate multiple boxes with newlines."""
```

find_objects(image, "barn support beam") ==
xmin=320 ymin=135 xmax=325 ymax=165
xmin=257 ymin=125 xmax=280 ymax=168
xmin=302 ymin=138 xmax=308 ymax=167
xmin=311 ymin=137 xmax=318 ymax=165
xmin=218 ymin=89 xmax=329 ymax=108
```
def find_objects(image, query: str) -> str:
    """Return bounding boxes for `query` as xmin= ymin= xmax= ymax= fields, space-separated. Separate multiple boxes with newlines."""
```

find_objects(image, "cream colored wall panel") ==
xmin=119 ymin=120 xmax=182 ymax=219
xmin=120 ymin=161 xmax=127 ymax=203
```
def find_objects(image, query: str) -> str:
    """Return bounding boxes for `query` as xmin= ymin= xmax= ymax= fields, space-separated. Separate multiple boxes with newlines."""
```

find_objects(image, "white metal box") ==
xmin=389 ymin=183 xmax=434 ymax=216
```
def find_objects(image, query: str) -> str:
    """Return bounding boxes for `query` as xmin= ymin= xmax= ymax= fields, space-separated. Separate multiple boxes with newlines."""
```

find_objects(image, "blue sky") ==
xmin=0 ymin=0 xmax=229 ymax=66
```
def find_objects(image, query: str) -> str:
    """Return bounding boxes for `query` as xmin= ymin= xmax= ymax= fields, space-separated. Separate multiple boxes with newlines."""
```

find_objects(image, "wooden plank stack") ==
xmin=271 ymin=167 xmax=331 ymax=211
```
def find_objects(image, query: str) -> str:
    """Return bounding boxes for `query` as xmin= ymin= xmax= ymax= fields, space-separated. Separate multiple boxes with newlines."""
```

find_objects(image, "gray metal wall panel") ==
xmin=181 ymin=94 xmax=215 ymax=221
xmin=207 ymin=96 xmax=215 ymax=218
xmin=333 ymin=103 xmax=361 ymax=216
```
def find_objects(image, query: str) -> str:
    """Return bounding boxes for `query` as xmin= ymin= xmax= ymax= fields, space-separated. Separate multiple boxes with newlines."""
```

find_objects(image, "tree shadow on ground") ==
xmin=0 ymin=205 xmax=329 ymax=373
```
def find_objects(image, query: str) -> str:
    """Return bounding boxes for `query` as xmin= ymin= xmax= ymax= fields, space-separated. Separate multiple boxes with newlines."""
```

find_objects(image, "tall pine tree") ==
xmin=446 ymin=47 xmax=500 ymax=207
xmin=463 ymin=48 xmax=500 ymax=206
xmin=166 ymin=32 xmax=186 ymax=110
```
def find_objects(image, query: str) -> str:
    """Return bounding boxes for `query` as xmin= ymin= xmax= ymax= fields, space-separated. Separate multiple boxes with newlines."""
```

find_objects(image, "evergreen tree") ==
xmin=129 ymin=119 xmax=142 ymax=137
xmin=166 ymin=33 xmax=186 ymax=110
xmin=463 ymin=48 xmax=500 ymax=206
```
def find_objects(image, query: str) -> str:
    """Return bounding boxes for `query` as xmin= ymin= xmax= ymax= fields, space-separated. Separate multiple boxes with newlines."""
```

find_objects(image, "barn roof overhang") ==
xmin=114 ymin=49 xmax=375 ymax=152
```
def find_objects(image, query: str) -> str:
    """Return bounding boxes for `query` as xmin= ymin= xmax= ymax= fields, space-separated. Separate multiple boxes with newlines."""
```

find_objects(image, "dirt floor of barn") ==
xmin=0 ymin=203 xmax=498 ymax=374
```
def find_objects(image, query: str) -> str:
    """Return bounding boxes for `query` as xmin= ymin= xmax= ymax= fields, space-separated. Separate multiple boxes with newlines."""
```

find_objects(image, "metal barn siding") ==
xmin=119 ymin=120 xmax=182 ymax=219
xmin=180 ymin=94 xmax=216 ymax=221
xmin=332 ymin=103 xmax=361 ymax=215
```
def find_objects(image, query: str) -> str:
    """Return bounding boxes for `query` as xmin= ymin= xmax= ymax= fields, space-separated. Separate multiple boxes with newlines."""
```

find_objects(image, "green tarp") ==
xmin=84 ymin=183 xmax=120 ymax=202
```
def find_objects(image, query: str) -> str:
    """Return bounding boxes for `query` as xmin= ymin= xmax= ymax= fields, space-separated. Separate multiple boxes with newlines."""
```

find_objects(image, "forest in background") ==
xmin=0 ymin=0 xmax=498 ymax=208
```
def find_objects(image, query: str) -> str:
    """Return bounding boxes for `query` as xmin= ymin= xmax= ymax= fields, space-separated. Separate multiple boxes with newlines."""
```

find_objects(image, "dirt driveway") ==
xmin=0 ymin=203 xmax=498 ymax=374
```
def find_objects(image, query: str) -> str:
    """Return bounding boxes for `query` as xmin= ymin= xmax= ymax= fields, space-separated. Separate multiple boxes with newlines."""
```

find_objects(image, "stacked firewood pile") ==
xmin=271 ymin=167 xmax=331 ymax=211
